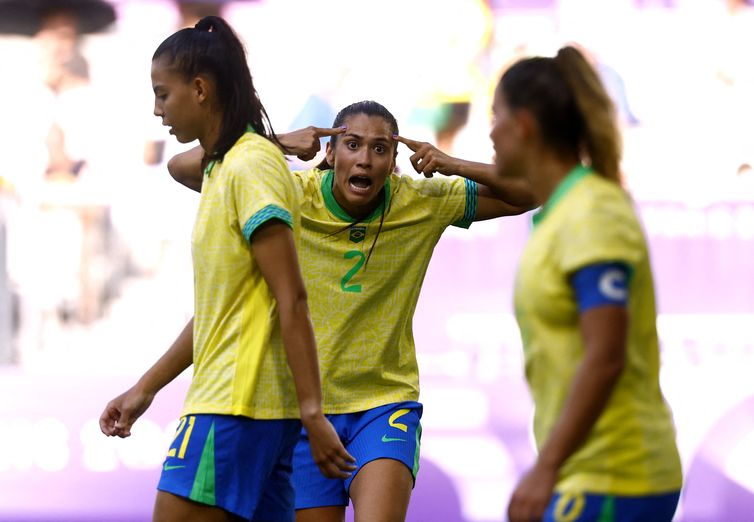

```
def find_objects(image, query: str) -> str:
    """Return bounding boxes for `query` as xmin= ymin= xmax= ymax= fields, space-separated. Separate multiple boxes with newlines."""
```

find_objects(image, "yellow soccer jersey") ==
xmin=182 ymin=131 xmax=301 ymax=419
xmin=292 ymin=168 xmax=477 ymax=413
xmin=514 ymin=166 xmax=682 ymax=495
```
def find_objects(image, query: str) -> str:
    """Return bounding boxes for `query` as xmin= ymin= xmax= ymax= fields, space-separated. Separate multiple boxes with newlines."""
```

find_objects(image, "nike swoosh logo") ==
xmin=381 ymin=434 xmax=406 ymax=443
xmin=163 ymin=464 xmax=186 ymax=471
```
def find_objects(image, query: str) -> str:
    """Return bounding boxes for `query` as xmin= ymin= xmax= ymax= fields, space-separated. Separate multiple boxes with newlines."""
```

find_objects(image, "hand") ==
xmin=99 ymin=384 xmax=155 ymax=438
xmin=507 ymin=461 xmax=558 ymax=522
xmin=394 ymin=135 xmax=459 ymax=178
xmin=278 ymin=126 xmax=346 ymax=161
xmin=302 ymin=414 xmax=356 ymax=479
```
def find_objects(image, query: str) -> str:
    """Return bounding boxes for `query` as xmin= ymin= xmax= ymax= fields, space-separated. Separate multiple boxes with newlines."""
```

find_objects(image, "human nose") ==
xmin=153 ymin=99 xmax=163 ymax=118
xmin=355 ymin=146 xmax=372 ymax=167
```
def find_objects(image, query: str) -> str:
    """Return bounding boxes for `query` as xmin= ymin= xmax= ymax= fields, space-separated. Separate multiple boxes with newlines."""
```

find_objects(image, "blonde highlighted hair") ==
xmin=497 ymin=45 xmax=622 ymax=183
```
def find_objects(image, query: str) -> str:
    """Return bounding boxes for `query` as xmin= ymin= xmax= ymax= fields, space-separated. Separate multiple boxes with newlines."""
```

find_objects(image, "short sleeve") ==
xmin=451 ymin=178 xmax=478 ymax=229
xmin=558 ymin=190 xmax=644 ymax=275
xmin=227 ymin=140 xmax=295 ymax=243
xmin=411 ymin=176 xmax=477 ymax=229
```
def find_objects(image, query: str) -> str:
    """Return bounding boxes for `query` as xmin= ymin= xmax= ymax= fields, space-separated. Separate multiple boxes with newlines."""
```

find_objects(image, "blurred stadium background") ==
xmin=1 ymin=0 xmax=753 ymax=520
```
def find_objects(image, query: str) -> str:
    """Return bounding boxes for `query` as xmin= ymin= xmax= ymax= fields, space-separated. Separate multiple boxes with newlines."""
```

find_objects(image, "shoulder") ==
xmin=224 ymin=133 xmax=286 ymax=171
xmin=558 ymin=175 xmax=646 ymax=261
xmin=390 ymin=172 xmax=465 ymax=199
xmin=216 ymin=135 xmax=293 ymax=193
xmin=566 ymin=175 xmax=636 ymax=223
xmin=292 ymin=167 xmax=325 ymax=193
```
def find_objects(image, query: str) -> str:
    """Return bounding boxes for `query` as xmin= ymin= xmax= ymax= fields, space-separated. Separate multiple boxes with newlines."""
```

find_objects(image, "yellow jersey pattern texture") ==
xmin=514 ymin=168 xmax=682 ymax=495
xmin=293 ymin=168 xmax=477 ymax=413
xmin=183 ymin=131 xmax=301 ymax=419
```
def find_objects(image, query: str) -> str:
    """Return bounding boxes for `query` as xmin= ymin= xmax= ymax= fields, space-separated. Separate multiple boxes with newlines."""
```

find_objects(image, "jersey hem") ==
xmin=556 ymin=475 xmax=683 ymax=496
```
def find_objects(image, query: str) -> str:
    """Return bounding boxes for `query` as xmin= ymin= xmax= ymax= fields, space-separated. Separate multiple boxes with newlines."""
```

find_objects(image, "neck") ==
xmin=338 ymin=192 xmax=382 ymax=222
xmin=198 ymin=112 xmax=223 ymax=155
xmin=526 ymin=151 xmax=581 ymax=206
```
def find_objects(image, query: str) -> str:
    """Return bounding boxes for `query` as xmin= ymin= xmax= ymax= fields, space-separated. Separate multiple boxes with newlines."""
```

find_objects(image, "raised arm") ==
xmin=250 ymin=220 xmax=356 ymax=479
xmin=507 ymin=305 xmax=627 ymax=522
xmin=167 ymin=126 xmax=346 ymax=192
xmin=276 ymin=125 xmax=345 ymax=161
xmin=167 ymin=146 xmax=204 ymax=192
xmin=99 ymin=318 xmax=194 ymax=438
xmin=394 ymin=135 xmax=536 ymax=219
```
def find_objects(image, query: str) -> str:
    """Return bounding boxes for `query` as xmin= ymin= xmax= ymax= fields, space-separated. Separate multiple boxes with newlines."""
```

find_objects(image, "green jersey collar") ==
xmin=532 ymin=164 xmax=593 ymax=227
xmin=204 ymin=125 xmax=257 ymax=177
xmin=321 ymin=169 xmax=391 ymax=223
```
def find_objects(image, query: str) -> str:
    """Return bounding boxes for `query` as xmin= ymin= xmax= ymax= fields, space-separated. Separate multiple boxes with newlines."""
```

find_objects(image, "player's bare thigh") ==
xmin=153 ymin=490 xmax=244 ymax=522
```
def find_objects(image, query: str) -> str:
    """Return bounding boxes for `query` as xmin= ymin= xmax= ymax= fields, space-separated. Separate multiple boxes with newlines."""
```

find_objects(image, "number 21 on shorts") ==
xmin=167 ymin=415 xmax=196 ymax=459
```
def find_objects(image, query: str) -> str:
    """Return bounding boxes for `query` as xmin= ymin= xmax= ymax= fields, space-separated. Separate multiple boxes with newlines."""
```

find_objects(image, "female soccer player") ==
xmin=168 ymin=99 xmax=533 ymax=522
xmin=488 ymin=46 xmax=683 ymax=522
xmin=99 ymin=16 xmax=353 ymax=522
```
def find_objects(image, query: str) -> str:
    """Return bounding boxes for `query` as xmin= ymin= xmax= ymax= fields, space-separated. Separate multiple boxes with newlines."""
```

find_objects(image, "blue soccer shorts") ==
xmin=292 ymin=401 xmax=423 ymax=510
xmin=157 ymin=414 xmax=300 ymax=521
xmin=544 ymin=490 xmax=681 ymax=522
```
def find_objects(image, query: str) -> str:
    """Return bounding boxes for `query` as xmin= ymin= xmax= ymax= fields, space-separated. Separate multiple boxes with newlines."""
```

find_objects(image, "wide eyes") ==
xmin=344 ymin=140 xmax=387 ymax=154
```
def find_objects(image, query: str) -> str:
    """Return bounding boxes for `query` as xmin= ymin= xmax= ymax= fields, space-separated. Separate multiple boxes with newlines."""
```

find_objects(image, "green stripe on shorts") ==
xmin=412 ymin=423 xmax=422 ymax=477
xmin=597 ymin=496 xmax=615 ymax=522
xmin=190 ymin=422 xmax=216 ymax=505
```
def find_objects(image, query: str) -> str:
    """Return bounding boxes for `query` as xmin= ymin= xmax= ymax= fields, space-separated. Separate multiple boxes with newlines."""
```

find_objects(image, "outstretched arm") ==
xmin=99 ymin=318 xmax=194 ymax=437
xmin=250 ymin=220 xmax=356 ymax=479
xmin=394 ymin=135 xmax=536 ymax=219
xmin=167 ymin=127 xmax=347 ymax=192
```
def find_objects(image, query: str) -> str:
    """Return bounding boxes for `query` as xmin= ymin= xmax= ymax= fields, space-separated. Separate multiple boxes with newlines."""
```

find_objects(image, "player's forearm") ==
xmin=167 ymin=146 xmax=204 ymax=192
xmin=535 ymin=346 xmax=625 ymax=472
xmin=452 ymin=159 xmax=496 ymax=185
xmin=278 ymin=297 xmax=325 ymax=422
xmin=452 ymin=160 xmax=536 ymax=210
xmin=136 ymin=317 xmax=194 ymax=396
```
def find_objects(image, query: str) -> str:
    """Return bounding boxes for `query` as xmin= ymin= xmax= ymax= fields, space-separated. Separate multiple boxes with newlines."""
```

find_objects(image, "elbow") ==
xmin=277 ymin=287 xmax=310 ymax=321
xmin=600 ymin=350 xmax=627 ymax=383
xmin=166 ymin=155 xmax=184 ymax=184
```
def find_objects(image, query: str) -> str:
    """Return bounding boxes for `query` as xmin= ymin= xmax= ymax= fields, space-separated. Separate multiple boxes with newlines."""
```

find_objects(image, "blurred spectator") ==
xmin=716 ymin=0 xmax=754 ymax=177
xmin=0 ymin=0 xmax=116 ymax=356
xmin=407 ymin=0 xmax=493 ymax=155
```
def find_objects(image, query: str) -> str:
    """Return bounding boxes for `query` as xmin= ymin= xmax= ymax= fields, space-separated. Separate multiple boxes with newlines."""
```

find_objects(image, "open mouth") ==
xmin=348 ymin=175 xmax=373 ymax=194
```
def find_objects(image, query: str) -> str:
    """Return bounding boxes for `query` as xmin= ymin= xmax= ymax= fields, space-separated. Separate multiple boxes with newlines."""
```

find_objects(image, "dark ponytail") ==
xmin=153 ymin=16 xmax=282 ymax=162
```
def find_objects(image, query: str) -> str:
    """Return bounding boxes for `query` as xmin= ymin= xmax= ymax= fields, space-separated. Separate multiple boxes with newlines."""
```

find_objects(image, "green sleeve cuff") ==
xmin=242 ymin=204 xmax=293 ymax=242
xmin=452 ymin=179 xmax=477 ymax=229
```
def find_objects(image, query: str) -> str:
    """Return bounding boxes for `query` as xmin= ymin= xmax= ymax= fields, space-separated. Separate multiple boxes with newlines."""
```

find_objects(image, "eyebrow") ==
xmin=343 ymin=132 xmax=391 ymax=144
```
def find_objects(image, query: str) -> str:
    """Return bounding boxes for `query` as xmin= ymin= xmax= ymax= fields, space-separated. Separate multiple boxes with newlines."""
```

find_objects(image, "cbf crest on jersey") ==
xmin=349 ymin=226 xmax=366 ymax=243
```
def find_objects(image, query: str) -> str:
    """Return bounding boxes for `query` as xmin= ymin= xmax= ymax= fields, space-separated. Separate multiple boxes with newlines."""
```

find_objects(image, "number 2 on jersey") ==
xmin=340 ymin=250 xmax=366 ymax=293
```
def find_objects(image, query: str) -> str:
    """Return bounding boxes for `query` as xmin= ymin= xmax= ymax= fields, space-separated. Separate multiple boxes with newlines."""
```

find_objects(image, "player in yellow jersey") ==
xmin=167 ymin=100 xmax=534 ymax=522
xmin=98 ymin=16 xmax=354 ymax=522
xmin=487 ymin=47 xmax=682 ymax=522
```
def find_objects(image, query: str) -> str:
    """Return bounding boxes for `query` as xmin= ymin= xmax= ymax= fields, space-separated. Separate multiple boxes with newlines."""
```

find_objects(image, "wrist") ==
xmin=135 ymin=374 xmax=160 ymax=397
xmin=535 ymin=451 xmax=563 ymax=473
xmin=299 ymin=401 xmax=324 ymax=425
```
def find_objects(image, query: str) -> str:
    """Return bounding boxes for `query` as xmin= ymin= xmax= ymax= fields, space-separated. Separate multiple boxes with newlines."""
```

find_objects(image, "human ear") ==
xmin=193 ymin=75 xmax=211 ymax=104
xmin=515 ymin=109 xmax=538 ymax=141
xmin=325 ymin=141 xmax=335 ymax=166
